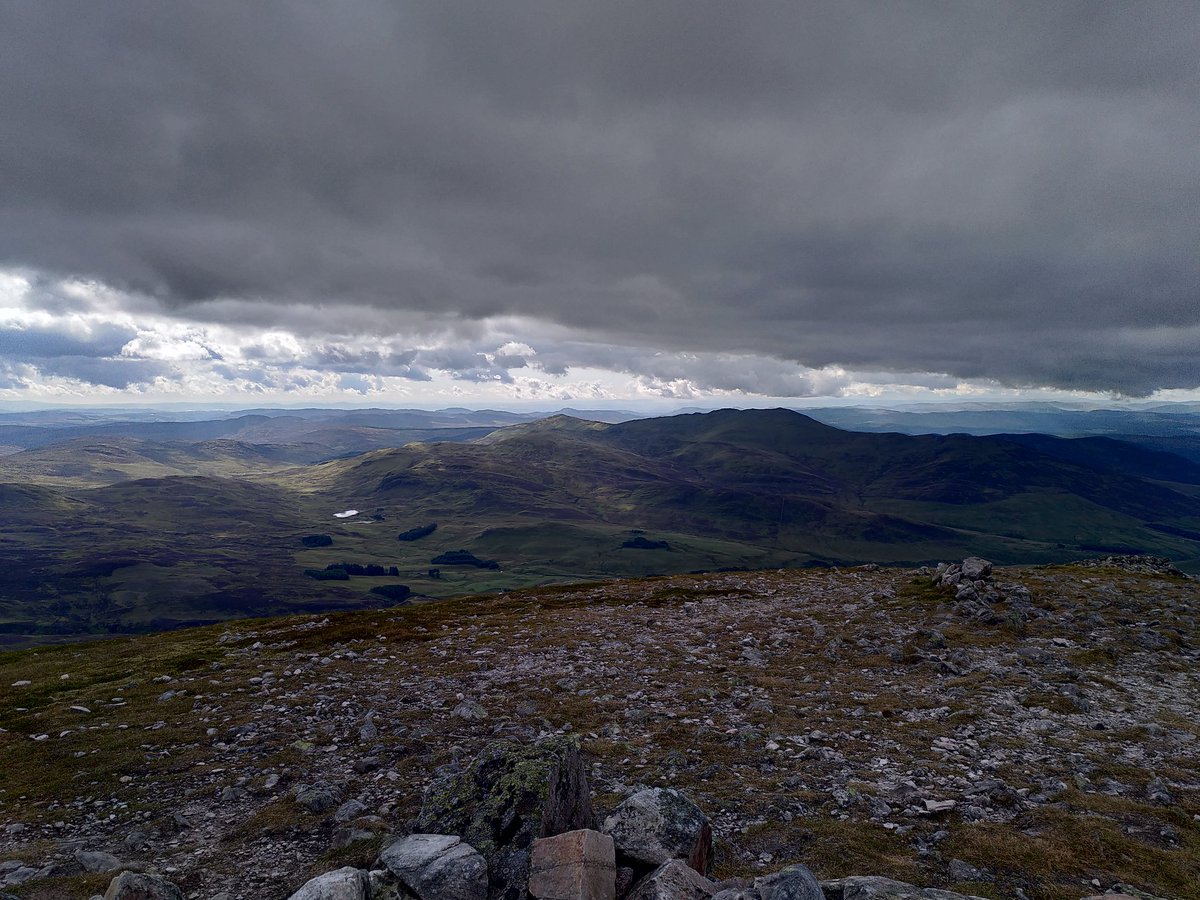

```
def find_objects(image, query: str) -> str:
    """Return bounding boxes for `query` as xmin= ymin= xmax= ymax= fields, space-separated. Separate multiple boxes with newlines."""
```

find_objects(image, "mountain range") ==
xmin=1 ymin=407 xmax=1198 ymax=646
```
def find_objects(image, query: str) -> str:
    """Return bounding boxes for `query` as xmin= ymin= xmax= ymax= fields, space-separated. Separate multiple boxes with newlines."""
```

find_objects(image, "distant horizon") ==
xmin=4 ymin=395 xmax=1200 ymax=417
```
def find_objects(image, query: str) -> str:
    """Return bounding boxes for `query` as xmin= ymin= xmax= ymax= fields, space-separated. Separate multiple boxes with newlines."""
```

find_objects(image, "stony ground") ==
xmin=1 ymin=558 xmax=1197 ymax=900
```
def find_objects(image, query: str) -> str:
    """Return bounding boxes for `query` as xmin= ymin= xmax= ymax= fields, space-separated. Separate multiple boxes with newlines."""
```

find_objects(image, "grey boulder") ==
xmin=103 ymin=871 xmax=186 ymax=900
xmin=959 ymin=558 xmax=993 ymax=581
xmin=603 ymin=788 xmax=713 ymax=875
xmin=821 ymin=876 xmax=989 ymax=900
xmin=287 ymin=867 xmax=372 ymax=900
xmin=75 ymin=850 xmax=123 ymax=874
xmin=712 ymin=865 xmax=822 ymax=900
xmin=378 ymin=834 xmax=487 ymax=900
xmin=627 ymin=860 xmax=716 ymax=899
xmin=334 ymin=799 xmax=369 ymax=823
xmin=755 ymin=865 xmax=822 ymax=900
xmin=295 ymin=783 xmax=339 ymax=814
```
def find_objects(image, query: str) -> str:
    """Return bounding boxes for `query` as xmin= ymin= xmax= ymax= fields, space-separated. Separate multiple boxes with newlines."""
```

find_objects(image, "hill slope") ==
xmin=303 ymin=407 xmax=1200 ymax=565
xmin=0 ymin=560 xmax=1195 ymax=899
xmin=2 ymin=408 xmax=1198 ymax=643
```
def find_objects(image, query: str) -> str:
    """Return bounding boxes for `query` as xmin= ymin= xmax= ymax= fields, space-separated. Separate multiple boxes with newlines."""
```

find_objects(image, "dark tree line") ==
xmin=397 ymin=523 xmax=437 ymax=542
xmin=430 ymin=549 xmax=500 ymax=570
xmin=304 ymin=562 xmax=401 ymax=580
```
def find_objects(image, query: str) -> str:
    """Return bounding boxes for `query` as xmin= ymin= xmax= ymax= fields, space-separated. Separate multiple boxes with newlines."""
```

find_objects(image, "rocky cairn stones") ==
xmin=928 ymin=557 xmax=1032 ymax=625
xmin=279 ymin=733 xmax=1086 ymax=900
xmin=958 ymin=557 xmax=992 ymax=582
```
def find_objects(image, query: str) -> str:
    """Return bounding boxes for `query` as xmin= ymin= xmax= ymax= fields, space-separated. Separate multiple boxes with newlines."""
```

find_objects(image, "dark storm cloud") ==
xmin=28 ymin=357 xmax=170 ymax=390
xmin=0 ymin=355 xmax=169 ymax=391
xmin=306 ymin=344 xmax=431 ymax=380
xmin=0 ymin=318 xmax=170 ymax=389
xmin=0 ymin=322 xmax=135 ymax=359
xmin=1 ymin=1 xmax=1198 ymax=394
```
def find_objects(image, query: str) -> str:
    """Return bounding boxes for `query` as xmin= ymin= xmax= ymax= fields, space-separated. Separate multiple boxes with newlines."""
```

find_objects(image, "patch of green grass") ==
xmin=311 ymin=833 xmax=387 ymax=877
xmin=789 ymin=818 xmax=925 ymax=884
xmin=1069 ymin=646 xmax=1120 ymax=666
xmin=1020 ymin=691 xmax=1079 ymax=716
xmin=11 ymin=872 xmax=112 ymax=899
xmin=946 ymin=806 xmax=1200 ymax=900
xmin=224 ymin=797 xmax=323 ymax=843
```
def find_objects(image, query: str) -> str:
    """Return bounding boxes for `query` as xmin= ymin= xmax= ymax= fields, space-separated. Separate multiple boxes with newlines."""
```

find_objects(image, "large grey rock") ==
xmin=713 ymin=888 xmax=755 ymax=900
xmin=334 ymin=799 xmax=369 ymax=823
xmin=2 ymin=866 xmax=48 ymax=887
xmin=755 ymin=865 xmax=822 ymax=900
xmin=627 ymin=860 xmax=716 ymax=899
xmin=377 ymin=834 xmax=487 ymax=900
xmin=103 ymin=871 xmax=186 ymax=900
xmin=296 ymin=783 xmax=339 ymax=814
xmin=452 ymin=700 xmax=488 ymax=721
xmin=820 ymin=876 xmax=988 ymax=900
xmin=528 ymin=829 xmax=615 ymax=900
xmin=713 ymin=866 xmax=822 ymax=900
xmin=959 ymin=558 xmax=992 ymax=581
xmin=75 ymin=849 xmax=122 ymax=873
xmin=603 ymin=788 xmax=712 ymax=875
xmin=417 ymin=736 xmax=594 ymax=899
xmin=287 ymin=867 xmax=372 ymax=900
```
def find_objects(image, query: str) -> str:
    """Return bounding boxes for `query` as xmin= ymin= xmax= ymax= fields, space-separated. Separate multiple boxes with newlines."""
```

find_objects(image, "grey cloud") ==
xmin=491 ymin=351 xmax=529 ymax=370
xmin=0 ymin=318 xmax=171 ymax=389
xmin=35 ymin=356 xmax=171 ymax=389
xmin=211 ymin=363 xmax=265 ymax=384
xmin=308 ymin=344 xmax=385 ymax=370
xmin=307 ymin=345 xmax=432 ymax=381
xmin=0 ymin=2 xmax=1197 ymax=394
xmin=0 ymin=363 xmax=31 ymax=390
xmin=0 ymin=322 xmax=136 ymax=359
xmin=209 ymin=363 xmax=323 ymax=393
xmin=338 ymin=374 xmax=381 ymax=394
xmin=529 ymin=341 xmax=849 ymax=398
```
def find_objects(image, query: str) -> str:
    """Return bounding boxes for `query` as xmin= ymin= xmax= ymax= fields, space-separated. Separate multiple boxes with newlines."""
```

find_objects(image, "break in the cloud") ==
xmin=0 ymin=2 xmax=1197 ymax=403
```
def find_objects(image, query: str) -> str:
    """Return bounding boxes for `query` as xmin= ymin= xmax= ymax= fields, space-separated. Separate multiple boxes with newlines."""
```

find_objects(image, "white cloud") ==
xmin=2 ymin=269 xmax=1198 ymax=408
xmin=121 ymin=332 xmax=218 ymax=361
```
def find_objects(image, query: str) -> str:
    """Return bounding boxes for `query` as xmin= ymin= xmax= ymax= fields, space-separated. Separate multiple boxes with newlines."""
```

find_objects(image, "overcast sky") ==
xmin=1 ymin=1 xmax=1197 ymax=408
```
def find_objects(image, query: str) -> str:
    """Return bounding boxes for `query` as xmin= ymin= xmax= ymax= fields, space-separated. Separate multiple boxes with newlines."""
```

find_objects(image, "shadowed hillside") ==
xmin=2 ymin=408 xmax=1198 ymax=644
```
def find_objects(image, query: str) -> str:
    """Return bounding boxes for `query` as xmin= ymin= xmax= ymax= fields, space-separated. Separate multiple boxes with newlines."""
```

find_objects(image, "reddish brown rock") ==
xmin=528 ymin=829 xmax=616 ymax=900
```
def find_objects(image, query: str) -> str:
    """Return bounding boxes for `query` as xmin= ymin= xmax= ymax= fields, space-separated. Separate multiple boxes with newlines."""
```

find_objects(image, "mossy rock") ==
xmin=417 ymin=735 xmax=594 ymax=900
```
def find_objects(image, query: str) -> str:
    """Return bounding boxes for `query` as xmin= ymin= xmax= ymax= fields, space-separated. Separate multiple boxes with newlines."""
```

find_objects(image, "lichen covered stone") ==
xmin=417 ymin=735 xmax=595 ymax=900
xmin=603 ymin=788 xmax=712 ymax=875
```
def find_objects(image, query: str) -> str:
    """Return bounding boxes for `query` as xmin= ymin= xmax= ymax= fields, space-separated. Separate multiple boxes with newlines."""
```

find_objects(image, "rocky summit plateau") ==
xmin=1 ymin=556 xmax=1198 ymax=900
